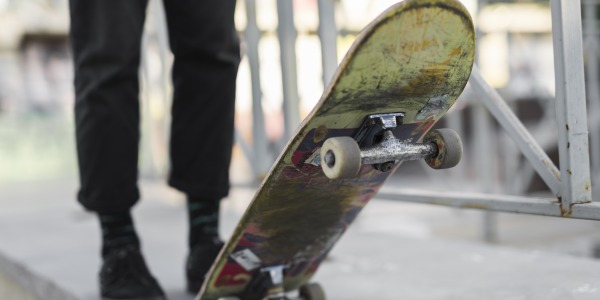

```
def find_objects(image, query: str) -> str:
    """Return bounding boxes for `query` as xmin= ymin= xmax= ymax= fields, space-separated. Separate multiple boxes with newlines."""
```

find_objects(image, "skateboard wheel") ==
xmin=424 ymin=128 xmax=462 ymax=169
xmin=320 ymin=137 xmax=361 ymax=179
xmin=299 ymin=283 xmax=326 ymax=300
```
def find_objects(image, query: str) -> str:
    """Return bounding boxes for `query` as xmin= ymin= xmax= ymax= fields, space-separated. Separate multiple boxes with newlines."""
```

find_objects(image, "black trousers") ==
xmin=69 ymin=0 xmax=240 ymax=213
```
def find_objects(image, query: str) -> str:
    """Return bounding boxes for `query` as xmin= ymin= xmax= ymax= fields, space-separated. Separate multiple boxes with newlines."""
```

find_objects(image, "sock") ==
xmin=187 ymin=196 xmax=220 ymax=250
xmin=98 ymin=211 xmax=140 ymax=258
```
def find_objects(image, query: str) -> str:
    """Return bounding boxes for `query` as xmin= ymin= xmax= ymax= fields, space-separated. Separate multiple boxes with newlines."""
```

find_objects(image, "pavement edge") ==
xmin=0 ymin=251 xmax=79 ymax=300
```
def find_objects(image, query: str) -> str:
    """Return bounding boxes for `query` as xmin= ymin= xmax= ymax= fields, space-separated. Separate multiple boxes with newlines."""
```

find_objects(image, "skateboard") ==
xmin=197 ymin=0 xmax=475 ymax=299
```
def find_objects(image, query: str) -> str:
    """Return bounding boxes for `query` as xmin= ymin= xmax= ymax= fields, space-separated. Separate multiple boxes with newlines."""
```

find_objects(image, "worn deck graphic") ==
xmin=197 ymin=0 xmax=475 ymax=298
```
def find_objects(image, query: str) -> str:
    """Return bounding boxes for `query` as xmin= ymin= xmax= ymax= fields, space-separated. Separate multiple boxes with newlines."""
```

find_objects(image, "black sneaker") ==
xmin=99 ymin=245 xmax=166 ymax=300
xmin=186 ymin=238 xmax=224 ymax=294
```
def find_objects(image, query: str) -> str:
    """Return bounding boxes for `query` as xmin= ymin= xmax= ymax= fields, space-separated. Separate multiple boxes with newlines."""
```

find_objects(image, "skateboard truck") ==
xmin=260 ymin=265 xmax=287 ymax=300
xmin=321 ymin=113 xmax=463 ymax=179
xmin=243 ymin=265 xmax=325 ymax=300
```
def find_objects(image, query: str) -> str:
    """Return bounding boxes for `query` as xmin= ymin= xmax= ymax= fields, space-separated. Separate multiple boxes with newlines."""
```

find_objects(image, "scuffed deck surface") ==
xmin=200 ymin=0 xmax=475 ymax=298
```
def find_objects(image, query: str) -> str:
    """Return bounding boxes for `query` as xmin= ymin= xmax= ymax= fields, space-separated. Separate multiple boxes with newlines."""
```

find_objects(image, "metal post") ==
xmin=245 ymin=0 xmax=272 ymax=177
xmin=276 ymin=0 xmax=301 ymax=142
xmin=583 ymin=0 xmax=600 ymax=190
xmin=317 ymin=0 xmax=338 ymax=86
xmin=550 ymin=0 xmax=593 ymax=207
xmin=474 ymin=0 xmax=498 ymax=243
xmin=474 ymin=102 xmax=497 ymax=243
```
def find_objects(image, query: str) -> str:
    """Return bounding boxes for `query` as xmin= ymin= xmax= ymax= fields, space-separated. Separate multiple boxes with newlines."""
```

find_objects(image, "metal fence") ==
xmin=139 ymin=0 xmax=600 ymax=225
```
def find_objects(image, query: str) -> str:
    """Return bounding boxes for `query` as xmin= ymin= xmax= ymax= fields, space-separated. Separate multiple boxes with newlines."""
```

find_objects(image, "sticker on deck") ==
xmin=230 ymin=249 xmax=262 ymax=271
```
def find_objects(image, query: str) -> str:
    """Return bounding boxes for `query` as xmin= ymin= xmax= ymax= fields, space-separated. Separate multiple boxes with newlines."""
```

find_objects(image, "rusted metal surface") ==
xmin=197 ymin=0 xmax=475 ymax=299
xmin=550 ymin=0 xmax=593 ymax=206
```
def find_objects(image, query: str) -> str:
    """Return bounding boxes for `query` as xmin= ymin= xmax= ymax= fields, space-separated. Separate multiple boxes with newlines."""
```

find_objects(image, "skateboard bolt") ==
xmin=324 ymin=150 xmax=336 ymax=168
xmin=380 ymin=161 xmax=395 ymax=172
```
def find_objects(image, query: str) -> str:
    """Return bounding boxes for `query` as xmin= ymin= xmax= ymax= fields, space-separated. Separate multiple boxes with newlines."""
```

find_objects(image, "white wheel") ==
xmin=320 ymin=137 xmax=361 ymax=179
xmin=299 ymin=283 xmax=326 ymax=300
xmin=424 ymin=128 xmax=462 ymax=169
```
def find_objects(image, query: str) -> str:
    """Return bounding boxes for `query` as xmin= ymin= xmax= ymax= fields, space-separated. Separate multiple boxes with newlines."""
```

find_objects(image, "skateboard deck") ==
xmin=197 ymin=0 xmax=475 ymax=298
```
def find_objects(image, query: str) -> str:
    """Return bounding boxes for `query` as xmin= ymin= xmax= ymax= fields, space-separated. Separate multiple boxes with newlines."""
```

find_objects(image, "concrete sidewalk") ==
xmin=1 ymin=178 xmax=600 ymax=300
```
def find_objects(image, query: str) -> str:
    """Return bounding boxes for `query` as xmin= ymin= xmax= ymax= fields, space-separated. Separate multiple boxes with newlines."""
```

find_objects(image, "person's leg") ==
xmin=71 ymin=0 xmax=145 ymax=257
xmin=164 ymin=0 xmax=240 ymax=200
xmin=69 ymin=0 xmax=164 ymax=299
xmin=162 ymin=0 xmax=240 ymax=293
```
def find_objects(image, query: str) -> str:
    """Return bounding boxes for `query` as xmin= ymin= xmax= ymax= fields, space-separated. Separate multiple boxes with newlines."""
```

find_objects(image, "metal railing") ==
xmin=251 ymin=0 xmax=600 ymax=220
xmin=141 ymin=0 xmax=600 ymax=225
